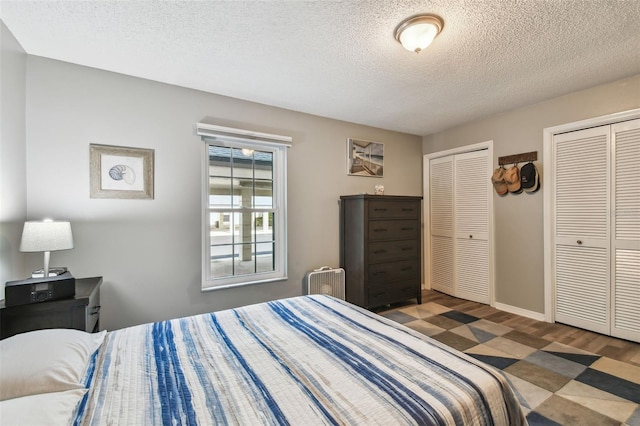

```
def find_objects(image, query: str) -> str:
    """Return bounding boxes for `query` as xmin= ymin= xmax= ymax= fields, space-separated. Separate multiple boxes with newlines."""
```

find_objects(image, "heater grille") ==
xmin=305 ymin=267 xmax=345 ymax=300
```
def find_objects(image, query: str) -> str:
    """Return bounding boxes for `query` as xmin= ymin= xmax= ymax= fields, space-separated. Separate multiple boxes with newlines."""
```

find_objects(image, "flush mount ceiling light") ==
xmin=395 ymin=14 xmax=444 ymax=53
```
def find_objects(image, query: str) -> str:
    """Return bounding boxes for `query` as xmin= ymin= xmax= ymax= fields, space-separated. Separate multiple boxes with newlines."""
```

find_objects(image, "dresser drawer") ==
xmin=368 ymin=281 xmax=418 ymax=307
xmin=368 ymin=220 xmax=419 ymax=241
xmin=368 ymin=201 xmax=419 ymax=219
xmin=368 ymin=260 xmax=420 ymax=285
xmin=368 ymin=239 xmax=419 ymax=263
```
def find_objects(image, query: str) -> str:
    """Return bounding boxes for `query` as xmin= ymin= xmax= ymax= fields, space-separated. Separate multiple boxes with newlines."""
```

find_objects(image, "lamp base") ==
xmin=31 ymin=267 xmax=68 ymax=278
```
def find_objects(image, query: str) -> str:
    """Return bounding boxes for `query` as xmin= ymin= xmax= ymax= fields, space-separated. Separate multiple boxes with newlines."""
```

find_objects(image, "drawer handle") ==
xmin=373 ymin=250 xmax=387 ymax=254
xmin=373 ymin=271 xmax=386 ymax=276
xmin=401 ymin=208 xmax=413 ymax=212
xmin=469 ymin=235 xmax=473 ymax=239
xmin=373 ymin=228 xmax=388 ymax=232
xmin=89 ymin=305 xmax=101 ymax=316
xmin=374 ymin=208 xmax=388 ymax=212
xmin=577 ymin=240 xmax=582 ymax=245
xmin=401 ymin=247 xmax=412 ymax=251
xmin=401 ymin=227 xmax=414 ymax=231
xmin=401 ymin=267 xmax=412 ymax=271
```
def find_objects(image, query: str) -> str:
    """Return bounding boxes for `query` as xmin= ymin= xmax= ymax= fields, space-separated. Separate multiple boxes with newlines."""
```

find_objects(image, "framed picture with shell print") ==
xmin=90 ymin=144 xmax=154 ymax=199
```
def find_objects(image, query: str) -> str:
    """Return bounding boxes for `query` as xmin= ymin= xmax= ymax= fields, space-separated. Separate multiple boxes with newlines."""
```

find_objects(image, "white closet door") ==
xmin=429 ymin=156 xmax=455 ymax=294
xmin=428 ymin=150 xmax=490 ymax=302
xmin=553 ymin=126 xmax=610 ymax=334
xmin=611 ymin=119 xmax=640 ymax=342
xmin=454 ymin=151 xmax=490 ymax=304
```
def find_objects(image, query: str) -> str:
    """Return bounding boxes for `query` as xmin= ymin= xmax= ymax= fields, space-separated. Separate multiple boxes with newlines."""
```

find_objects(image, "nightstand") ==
xmin=0 ymin=276 xmax=102 ymax=339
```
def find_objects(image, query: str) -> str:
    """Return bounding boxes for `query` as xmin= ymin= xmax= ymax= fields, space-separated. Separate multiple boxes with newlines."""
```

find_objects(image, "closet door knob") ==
xmin=577 ymin=240 xmax=582 ymax=245
xmin=469 ymin=235 xmax=473 ymax=239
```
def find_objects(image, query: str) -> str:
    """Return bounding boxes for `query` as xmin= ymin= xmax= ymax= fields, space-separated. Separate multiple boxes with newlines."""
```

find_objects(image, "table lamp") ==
xmin=19 ymin=220 xmax=74 ymax=278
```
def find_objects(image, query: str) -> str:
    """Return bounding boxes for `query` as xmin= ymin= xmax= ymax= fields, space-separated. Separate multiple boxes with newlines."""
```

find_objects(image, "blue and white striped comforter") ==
xmin=76 ymin=295 xmax=526 ymax=425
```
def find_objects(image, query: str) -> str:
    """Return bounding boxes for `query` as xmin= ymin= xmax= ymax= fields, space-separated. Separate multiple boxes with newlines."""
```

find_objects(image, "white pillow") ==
xmin=0 ymin=328 xmax=106 ymax=400
xmin=0 ymin=389 xmax=87 ymax=425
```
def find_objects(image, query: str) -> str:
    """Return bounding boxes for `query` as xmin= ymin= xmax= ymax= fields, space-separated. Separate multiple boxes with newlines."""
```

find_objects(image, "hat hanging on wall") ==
xmin=504 ymin=165 xmax=522 ymax=194
xmin=491 ymin=167 xmax=508 ymax=195
xmin=520 ymin=162 xmax=540 ymax=193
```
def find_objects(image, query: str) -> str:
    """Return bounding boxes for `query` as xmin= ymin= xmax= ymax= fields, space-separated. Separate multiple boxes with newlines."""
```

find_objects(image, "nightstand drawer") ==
xmin=368 ymin=239 xmax=419 ymax=263
xmin=85 ymin=284 xmax=101 ymax=333
xmin=368 ymin=201 xmax=419 ymax=219
xmin=368 ymin=220 xmax=419 ymax=241
xmin=368 ymin=260 xmax=420 ymax=285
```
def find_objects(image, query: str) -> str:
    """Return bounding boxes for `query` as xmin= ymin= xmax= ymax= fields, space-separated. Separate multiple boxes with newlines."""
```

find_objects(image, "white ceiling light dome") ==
xmin=395 ymin=14 xmax=444 ymax=53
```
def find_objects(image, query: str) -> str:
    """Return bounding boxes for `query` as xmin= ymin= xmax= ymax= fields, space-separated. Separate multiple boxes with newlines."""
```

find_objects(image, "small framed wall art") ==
xmin=90 ymin=144 xmax=154 ymax=199
xmin=347 ymin=138 xmax=384 ymax=177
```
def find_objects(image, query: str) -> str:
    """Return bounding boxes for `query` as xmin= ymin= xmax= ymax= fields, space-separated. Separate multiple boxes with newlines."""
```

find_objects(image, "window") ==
xmin=197 ymin=123 xmax=290 ymax=290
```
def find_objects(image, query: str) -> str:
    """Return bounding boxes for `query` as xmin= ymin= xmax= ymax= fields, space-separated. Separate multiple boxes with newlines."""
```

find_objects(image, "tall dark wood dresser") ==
xmin=339 ymin=195 xmax=422 ymax=309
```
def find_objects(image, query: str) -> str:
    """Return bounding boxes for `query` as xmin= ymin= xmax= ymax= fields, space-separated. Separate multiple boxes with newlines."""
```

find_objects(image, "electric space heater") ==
xmin=305 ymin=266 xmax=345 ymax=300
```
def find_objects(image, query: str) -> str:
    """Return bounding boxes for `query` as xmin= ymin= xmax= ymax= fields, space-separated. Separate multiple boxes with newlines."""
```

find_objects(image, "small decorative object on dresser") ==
xmin=0 ymin=276 xmax=102 ymax=339
xmin=339 ymin=195 xmax=422 ymax=308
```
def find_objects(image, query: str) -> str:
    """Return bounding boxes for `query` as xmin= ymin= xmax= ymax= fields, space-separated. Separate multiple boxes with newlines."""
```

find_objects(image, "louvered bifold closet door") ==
xmin=553 ymin=126 xmax=610 ymax=335
xmin=429 ymin=156 xmax=455 ymax=294
xmin=611 ymin=119 xmax=640 ymax=342
xmin=454 ymin=151 xmax=490 ymax=304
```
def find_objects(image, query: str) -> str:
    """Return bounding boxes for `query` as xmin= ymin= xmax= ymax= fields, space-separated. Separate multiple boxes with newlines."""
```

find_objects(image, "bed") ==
xmin=0 ymin=295 xmax=526 ymax=425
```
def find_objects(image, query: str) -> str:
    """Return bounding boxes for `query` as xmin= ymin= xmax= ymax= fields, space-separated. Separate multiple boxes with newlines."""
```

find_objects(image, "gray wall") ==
xmin=423 ymin=74 xmax=640 ymax=314
xmin=22 ymin=56 xmax=422 ymax=330
xmin=0 ymin=21 xmax=27 ymax=297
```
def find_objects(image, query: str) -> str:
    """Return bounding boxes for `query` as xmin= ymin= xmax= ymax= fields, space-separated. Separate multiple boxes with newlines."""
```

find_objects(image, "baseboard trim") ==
xmin=494 ymin=302 xmax=546 ymax=322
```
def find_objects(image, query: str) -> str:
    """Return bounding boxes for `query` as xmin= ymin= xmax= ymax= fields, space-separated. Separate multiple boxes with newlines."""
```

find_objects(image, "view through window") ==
xmin=203 ymin=138 xmax=288 ymax=290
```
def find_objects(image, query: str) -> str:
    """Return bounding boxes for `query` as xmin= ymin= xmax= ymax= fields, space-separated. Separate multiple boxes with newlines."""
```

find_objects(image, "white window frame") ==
xmin=197 ymin=123 xmax=291 ymax=291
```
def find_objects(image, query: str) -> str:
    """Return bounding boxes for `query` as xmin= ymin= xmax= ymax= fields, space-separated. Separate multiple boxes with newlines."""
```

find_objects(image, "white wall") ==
xmin=0 ymin=21 xmax=27 ymax=297
xmin=24 ymin=56 xmax=423 ymax=330
xmin=423 ymin=74 xmax=640 ymax=315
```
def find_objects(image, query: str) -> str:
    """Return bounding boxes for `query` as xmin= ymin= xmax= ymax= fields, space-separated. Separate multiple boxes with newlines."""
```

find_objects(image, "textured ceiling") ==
xmin=2 ymin=1 xmax=639 ymax=136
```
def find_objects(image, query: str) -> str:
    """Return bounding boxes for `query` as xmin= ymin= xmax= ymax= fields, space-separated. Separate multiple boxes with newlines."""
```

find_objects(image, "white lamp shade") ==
xmin=20 ymin=221 xmax=74 ymax=252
